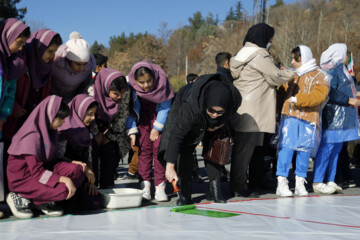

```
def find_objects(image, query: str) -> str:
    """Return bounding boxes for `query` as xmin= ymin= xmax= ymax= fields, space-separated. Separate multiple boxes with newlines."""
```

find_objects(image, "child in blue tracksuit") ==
xmin=126 ymin=60 xmax=174 ymax=202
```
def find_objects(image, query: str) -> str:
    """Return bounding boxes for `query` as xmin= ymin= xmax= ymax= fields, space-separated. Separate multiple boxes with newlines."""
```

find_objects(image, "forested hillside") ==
xmin=91 ymin=0 xmax=360 ymax=92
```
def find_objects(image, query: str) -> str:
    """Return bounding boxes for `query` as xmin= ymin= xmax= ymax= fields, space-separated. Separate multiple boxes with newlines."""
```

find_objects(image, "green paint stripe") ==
xmin=174 ymin=208 xmax=240 ymax=218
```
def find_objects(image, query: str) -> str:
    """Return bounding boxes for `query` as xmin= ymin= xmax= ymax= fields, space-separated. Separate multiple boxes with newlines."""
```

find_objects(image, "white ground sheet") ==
xmin=1 ymin=195 xmax=360 ymax=239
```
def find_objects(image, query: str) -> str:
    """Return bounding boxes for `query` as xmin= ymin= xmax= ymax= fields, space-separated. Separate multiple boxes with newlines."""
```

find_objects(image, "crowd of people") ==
xmin=0 ymin=18 xmax=359 ymax=219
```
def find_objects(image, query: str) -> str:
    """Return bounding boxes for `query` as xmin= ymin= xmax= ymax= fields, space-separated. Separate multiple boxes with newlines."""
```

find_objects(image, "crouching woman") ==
xmin=159 ymin=74 xmax=241 ymax=205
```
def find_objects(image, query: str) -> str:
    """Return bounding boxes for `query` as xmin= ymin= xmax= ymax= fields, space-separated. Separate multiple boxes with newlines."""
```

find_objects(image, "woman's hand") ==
xmin=87 ymin=183 xmax=99 ymax=196
xmin=207 ymin=124 xmax=224 ymax=132
xmin=150 ymin=128 xmax=160 ymax=141
xmin=85 ymin=168 xmax=96 ymax=185
xmin=348 ymin=98 xmax=360 ymax=107
xmin=165 ymin=163 xmax=178 ymax=185
xmin=356 ymin=92 xmax=360 ymax=97
xmin=71 ymin=160 xmax=87 ymax=172
xmin=59 ymin=176 xmax=76 ymax=200
xmin=129 ymin=134 xmax=137 ymax=151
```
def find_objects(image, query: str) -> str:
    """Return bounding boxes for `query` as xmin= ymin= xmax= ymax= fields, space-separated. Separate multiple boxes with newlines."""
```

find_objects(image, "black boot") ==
xmin=209 ymin=179 xmax=226 ymax=203
xmin=206 ymin=182 xmax=214 ymax=201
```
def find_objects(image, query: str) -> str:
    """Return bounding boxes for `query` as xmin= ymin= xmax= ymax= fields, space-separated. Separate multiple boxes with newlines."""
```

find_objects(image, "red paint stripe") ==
xmin=197 ymin=205 xmax=360 ymax=229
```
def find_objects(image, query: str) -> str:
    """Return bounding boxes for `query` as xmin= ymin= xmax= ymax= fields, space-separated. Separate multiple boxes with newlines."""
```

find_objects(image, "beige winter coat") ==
xmin=230 ymin=42 xmax=294 ymax=133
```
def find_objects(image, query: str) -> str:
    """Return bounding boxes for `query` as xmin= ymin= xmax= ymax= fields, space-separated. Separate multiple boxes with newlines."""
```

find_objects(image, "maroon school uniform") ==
xmin=7 ymin=95 xmax=85 ymax=204
xmin=137 ymin=98 xmax=166 ymax=186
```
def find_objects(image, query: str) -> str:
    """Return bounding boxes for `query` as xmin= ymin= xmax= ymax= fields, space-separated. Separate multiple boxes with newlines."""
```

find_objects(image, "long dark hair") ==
xmin=55 ymin=101 xmax=70 ymax=119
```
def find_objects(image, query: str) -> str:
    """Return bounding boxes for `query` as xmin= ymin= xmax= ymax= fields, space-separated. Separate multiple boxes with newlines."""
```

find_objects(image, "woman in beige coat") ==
xmin=230 ymin=23 xmax=294 ymax=197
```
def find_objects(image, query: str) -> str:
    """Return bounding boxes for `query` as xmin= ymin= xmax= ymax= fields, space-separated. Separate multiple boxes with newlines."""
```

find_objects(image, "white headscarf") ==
xmin=295 ymin=45 xmax=317 ymax=76
xmin=320 ymin=43 xmax=351 ymax=79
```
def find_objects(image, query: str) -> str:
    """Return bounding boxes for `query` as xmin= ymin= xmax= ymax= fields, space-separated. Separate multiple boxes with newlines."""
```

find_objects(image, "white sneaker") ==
xmin=313 ymin=183 xmax=336 ymax=194
xmin=34 ymin=202 xmax=64 ymax=217
xmin=295 ymin=175 xmax=308 ymax=196
xmin=327 ymin=182 xmax=343 ymax=193
xmin=276 ymin=176 xmax=293 ymax=197
xmin=140 ymin=181 xmax=151 ymax=200
xmin=155 ymin=182 xmax=168 ymax=202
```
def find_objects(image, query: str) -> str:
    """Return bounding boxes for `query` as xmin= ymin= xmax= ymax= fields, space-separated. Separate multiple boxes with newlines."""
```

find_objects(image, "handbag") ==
xmin=203 ymin=134 xmax=233 ymax=165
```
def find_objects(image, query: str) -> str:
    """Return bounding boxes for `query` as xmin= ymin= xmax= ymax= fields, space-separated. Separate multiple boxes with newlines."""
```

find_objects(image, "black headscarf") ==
xmin=242 ymin=23 xmax=274 ymax=48
xmin=202 ymin=82 xmax=232 ymax=128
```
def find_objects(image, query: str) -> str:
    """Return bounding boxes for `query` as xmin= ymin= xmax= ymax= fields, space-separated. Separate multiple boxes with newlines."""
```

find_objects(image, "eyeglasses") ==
xmin=207 ymin=108 xmax=225 ymax=115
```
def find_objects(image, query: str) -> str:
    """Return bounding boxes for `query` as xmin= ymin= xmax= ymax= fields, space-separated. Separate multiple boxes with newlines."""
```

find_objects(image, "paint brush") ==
xmin=172 ymin=180 xmax=181 ymax=199
xmin=171 ymin=180 xmax=188 ymax=205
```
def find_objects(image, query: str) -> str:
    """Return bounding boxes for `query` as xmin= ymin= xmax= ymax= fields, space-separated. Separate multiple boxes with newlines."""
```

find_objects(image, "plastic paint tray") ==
xmin=99 ymin=188 xmax=143 ymax=209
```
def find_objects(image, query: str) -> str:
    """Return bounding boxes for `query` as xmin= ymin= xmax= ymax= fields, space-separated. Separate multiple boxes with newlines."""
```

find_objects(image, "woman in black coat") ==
xmin=158 ymin=74 xmax=241 ymax=205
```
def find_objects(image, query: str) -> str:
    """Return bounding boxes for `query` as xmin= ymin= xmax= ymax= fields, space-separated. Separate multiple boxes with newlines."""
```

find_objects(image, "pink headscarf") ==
xmin=8 ymin=95 xmax=63 ymax=162
xmin=128 ymin=60 xmax=174 ymax=103
xmin=25 ymin=29 xmax=59 ymax=89
xmin=58 ymin=94 xmax=96 ymax=147
xmin=94 ymin=68 xmax=124 ymax=122
xmin=0 ymin=18 xmax=29 ymax=87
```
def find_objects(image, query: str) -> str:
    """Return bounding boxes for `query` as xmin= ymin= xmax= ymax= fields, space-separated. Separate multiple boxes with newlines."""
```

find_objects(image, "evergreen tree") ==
xmin=206 ymin=12 xmax=219 ymax=26
xmin=0 ymin=0 xmax=27 ymax=20
xmin=90 ymin=41 xmax=106 ymax=54
xmin=225 ymin=7 xmax=235 ymax=21
xmin=271 ymin=0 xmax=284 ymax=9
xmin=188 ymin=11 xmax=205 ymax=31
xmin=235 ymin=1 xmax=243 ymax=20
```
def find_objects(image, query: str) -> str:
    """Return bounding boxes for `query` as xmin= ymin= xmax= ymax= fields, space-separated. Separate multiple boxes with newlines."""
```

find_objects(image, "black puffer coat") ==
xmin=158 ymin=73 xmax=241 ymax=164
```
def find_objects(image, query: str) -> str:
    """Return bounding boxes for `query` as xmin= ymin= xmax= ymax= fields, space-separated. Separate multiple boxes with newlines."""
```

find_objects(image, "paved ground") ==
xmin=1 ymin=148 xmax=360 ymax=220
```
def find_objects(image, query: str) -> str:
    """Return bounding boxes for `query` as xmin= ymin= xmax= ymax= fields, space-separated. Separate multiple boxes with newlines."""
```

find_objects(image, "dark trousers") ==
xmin=249 ymin=146 xmax=265 ymax=188
xmin=230 ymin=132 xmax=264 ymax=193
xmin=177 ymin=144 xmax=197 ymax=186
xmin=336 ymin=142 xmax=353 ymax=183
xmin=92 ymin=140 xmax=115 ymax=188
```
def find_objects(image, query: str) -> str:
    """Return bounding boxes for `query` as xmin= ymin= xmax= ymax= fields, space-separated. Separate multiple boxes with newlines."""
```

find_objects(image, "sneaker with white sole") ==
xmin=313 ymin=183 xmax=336 ymax=194
xmin=140 ymin=180 xmax=151 ymax=200
xmin=295 ymin=175 xmax=308 ymax=196
xmin=6 ymin=192 xmax=33 ymax=219
xmin=327 ymin=182 xmax=343 ymax=193
xmin=155 ymin=182 xmax=168 ymax=202
xmin=34 ymin=202 xmax=64 ymax=217
xmin=276 ymin=176 xmax=293 ymax=197
xmin=342 ymin=180 xmax=356 ymax=188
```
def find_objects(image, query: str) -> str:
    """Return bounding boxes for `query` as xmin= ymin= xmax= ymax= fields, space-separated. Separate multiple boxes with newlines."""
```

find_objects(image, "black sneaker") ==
xmin=232 ymin=189 xmax=260 ymax=198
xmin=6 ymin=192 xmax=33 ymax=219
xmin=125 ymin=172 xmax=138 ymax=180
xmin=342 ymin=180 xmax=356 ymax=188
xmin=192 ymin=172 xmax=204 ymax=183
xmin=34 ymin=202 xmax=64 ymax=217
